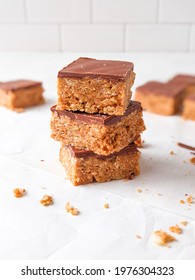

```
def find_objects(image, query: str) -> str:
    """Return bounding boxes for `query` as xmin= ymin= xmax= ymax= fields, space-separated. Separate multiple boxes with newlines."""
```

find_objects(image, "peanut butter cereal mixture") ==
xmin=104 ymin=203 xmax=109 ymax=209
xmin=169 ymin=224 xmax=182 ymax=234
xmin=180 ymin=221 xmax=188 ymax=226
xmin=13 ymin=188 xmax=26 ymax=198
xmin=40 ymin=195 xmax=53 ymax=206
xmin=187 ymin=195 xmax=193 ymax=205
xmin=153 ymin=230 xmax=176 ymax=246
xmin=65 ymin=202 xmax=79 ymax=216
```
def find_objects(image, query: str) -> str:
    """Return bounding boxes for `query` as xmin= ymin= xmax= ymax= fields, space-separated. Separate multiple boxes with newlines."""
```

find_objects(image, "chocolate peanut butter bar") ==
xmin=0 ymin=80 xmax=44 ymax=111
xmin=60 ymin=143 xmax=140 ymax=186
xmin=51 ymin=101 xmax=145 ymax=156
xmin=134 ymin=81 xmax=186 ymax=115
xmin=57 ymin=57 xmax=135 ymax=115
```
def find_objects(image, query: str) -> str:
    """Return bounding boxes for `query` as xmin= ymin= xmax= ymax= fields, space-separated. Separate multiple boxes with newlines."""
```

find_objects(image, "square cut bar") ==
xmin=60 ymin=143 xmax=140 ymax=186
xmin=169 ymin=74 xmax=195 ymax=92
xmin=57 ymin=57 xmax=135 ymax=115
xmin=51 ymin=100 xmax=145 ymax=156
xmin=134 ymin=81 xmax=186 ymax=115
xmin=0 ymin=80 xmax=44 ymax=111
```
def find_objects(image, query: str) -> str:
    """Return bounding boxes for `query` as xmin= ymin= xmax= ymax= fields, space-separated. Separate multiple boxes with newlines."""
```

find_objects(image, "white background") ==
xmin=0 ymin=0 xmax=195 ymax=52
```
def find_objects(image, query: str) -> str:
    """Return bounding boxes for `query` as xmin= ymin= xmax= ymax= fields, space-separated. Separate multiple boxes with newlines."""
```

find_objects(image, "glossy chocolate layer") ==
xmin=51 ymin=101 xmax=142 ymax=126
xmin=0 ymin=80 xmax=42 ymax=91
xmin=168 ymin=74 xmax=195 ymax=86
xmin=136 ymin=81 xmax=186 ymax=97
xmin=58 ymin=57 xmax=134 ymax=81
xmin=177 ymin=142 xmax=195 ymax=151
xmin=67 ymin=143 xmax=138 ymax=159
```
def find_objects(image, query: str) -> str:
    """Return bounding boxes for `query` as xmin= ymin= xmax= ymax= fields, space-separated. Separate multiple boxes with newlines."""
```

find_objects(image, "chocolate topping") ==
xmin=58 ymin=57 xmax=134 ymax=81
xmin=177 ymin=142 xmax=195 ymax=151
xmin=51 ymin=101 xmax=142 ymax=126
xmin=67 ymin=143 xmax=138 ymax=159
xmin=0 ymin=80 xmax=42 ymax=91
xmin=168 ymin=74 xmax=195 ymax=86
xmin=136 ymin=81 xmax=186 ymax=97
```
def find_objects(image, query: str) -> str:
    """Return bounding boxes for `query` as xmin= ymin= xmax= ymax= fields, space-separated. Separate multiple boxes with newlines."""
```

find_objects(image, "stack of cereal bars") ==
xmin=50 ymin=58 xmax=145 ymax=186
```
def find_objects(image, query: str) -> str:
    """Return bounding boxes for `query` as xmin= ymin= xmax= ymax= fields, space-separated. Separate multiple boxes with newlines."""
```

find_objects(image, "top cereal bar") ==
xmin=57 ymin=57 xmax=135 ymax=115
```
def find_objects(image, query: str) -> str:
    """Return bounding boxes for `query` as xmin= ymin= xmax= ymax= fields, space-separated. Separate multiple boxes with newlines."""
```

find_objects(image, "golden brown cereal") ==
xmin=65 ymin=202 xmax=79 ymax=216
xmin=13 ymin=188 xmax=26 ymax=198
xmin=169 ymin=224 xmax=182 ymax=234
xmin=180 ymin=199 xmax=185 ymax=204
xmin=40 ymin=195 xmax=53 ymax=206
xmin=153 ymin=230 xmax=176 ymax=246
xmin=186 ymin=195 xmax=193 ymax=205
xmin=180 ymin=221 xmax=188 ymax=226
xmin=104 ymin=203 xmax=109 ymax=209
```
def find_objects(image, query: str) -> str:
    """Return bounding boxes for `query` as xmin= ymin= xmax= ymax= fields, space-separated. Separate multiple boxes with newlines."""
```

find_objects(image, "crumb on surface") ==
xmin=187 ymin=195 xmax=193 ymax=205
xmin=170 ymin=150 xmax=175 ymax=155
xmin=65 ymin=202 xmax=79 ymax=216
xmin=40 ymin=194 xmax=53 ymax=206
xmin=189 ymin=157 xmax=195 ymax=165
xmin=104 ymin=203 xmax=109 ymax=209
xmin=180 ymin=221 xmax=188 ymax=226
xmin=136 ymin=234 xmax=142 ymax=239
xmin=137 ymin=188 xmax=142 ymax=193
xmin=157 ymin=193 xmax=162 ymax=196
xmin=153 ymin=230 xmax=176 ymax=246
xmin=13 ymin=188 xmax=26 ymax=198
xmin=180 ymin=199 xmax=185 ymax=204
xmin=169 ymin=224 xmax=182 ymax=234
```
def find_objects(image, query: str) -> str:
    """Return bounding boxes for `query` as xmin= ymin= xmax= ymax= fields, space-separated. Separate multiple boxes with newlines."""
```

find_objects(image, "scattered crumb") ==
xmin=13 ymin=188 xmax=26 ymax=198
xmin=136 ymin=235 xmax=142 ymax=239
xmin=65 ymin=202 xmax=79 ymax=216
xmin=180 ymin=199 xmax=185 ymax=204
xmin=104 ymin=203 xmax=109 ymax=209
xmin=180 ymin=221 xmax=188 ymax=227
xmin=153 ymin=230 xmax=176 ymax=246
xmin=170 ymin=150 xmax=175 ymax=155
xmin=169 ymin=224 xmax=182 ymax=234
xmin=183 ymin=160 xmax=186 ymax=163
xmin=186 ymin=195 xmax=193 ymax=205
xmin=189 ymin=157 xmax=195 ymax=165
xmin=134 ymin=136 xmax=143 ymax=147
xmin=157 ymin=193 xmax=162 ymax=196
xmin=40 ymin=195 xmax=53 ymax=206
xmin=137 ymin=188 xmax=142 ymax=193
xmin=40 ymin=159 xmax=44 ymax=162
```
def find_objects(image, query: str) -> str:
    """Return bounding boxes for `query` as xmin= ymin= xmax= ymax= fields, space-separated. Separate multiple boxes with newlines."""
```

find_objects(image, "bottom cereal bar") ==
xmin=0 ymin=80 xmax=44 ymax=111
xmin=60 ymin=143 xmax=140 ymax=186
